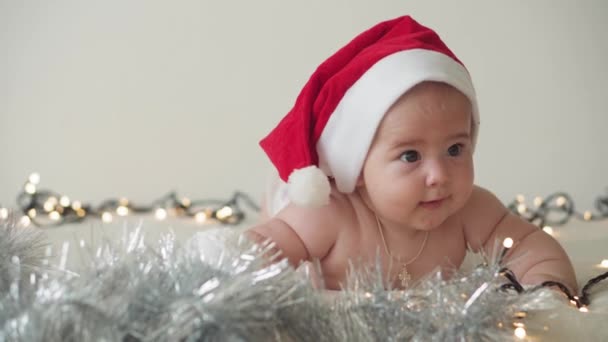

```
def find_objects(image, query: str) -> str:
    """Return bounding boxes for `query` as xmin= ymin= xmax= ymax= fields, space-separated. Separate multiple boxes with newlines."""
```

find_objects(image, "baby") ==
xmin=247 ymin=15 xmax=577 ymax=292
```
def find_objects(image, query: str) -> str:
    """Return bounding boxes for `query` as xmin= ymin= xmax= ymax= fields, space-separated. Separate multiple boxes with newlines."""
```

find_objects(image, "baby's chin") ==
xmin=410 ymin=203 xmax=459 ymax=230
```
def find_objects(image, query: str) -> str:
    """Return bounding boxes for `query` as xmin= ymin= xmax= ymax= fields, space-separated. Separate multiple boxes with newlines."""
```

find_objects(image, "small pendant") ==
xmin=398 ymin=264 xmax=411 ymax=288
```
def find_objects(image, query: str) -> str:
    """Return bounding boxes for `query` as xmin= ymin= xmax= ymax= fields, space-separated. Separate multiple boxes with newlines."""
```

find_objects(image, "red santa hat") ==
xmin=260 ymin=15 xmax=479 ymax=207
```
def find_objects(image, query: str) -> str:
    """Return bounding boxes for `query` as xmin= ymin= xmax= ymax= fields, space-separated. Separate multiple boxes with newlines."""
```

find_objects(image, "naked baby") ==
xmin=247 ymin=15 xmax=577 ymax=292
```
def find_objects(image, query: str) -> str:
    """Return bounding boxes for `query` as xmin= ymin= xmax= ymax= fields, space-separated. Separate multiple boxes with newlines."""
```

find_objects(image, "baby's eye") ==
xmin=447 ymin=144 xmax=463 ymax=157
xmin=399 ymin=150 xmax=420 ymax=163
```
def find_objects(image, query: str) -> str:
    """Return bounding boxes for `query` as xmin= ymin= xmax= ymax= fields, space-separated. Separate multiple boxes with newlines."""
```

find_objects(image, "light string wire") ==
xmin=9 ymin=174 xmax=260 ymax=228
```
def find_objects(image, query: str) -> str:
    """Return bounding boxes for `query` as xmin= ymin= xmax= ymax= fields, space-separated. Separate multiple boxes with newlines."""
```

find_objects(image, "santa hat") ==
xmin=260 ymin=15 xmax=479 ymax=207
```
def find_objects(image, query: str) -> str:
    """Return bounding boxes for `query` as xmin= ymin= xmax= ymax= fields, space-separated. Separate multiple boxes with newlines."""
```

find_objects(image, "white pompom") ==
xmin=287 ymin=166 xmax=331 ymax=207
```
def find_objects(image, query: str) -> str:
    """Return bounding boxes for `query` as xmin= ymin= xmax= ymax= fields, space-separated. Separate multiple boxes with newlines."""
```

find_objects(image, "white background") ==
xmin=1 ymin=0 xmax=607 ymax=212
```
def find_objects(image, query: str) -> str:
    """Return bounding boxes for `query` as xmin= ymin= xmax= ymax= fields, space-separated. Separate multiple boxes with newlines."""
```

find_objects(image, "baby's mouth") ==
xmin=419 ymin=197 xmax=448 ymax=209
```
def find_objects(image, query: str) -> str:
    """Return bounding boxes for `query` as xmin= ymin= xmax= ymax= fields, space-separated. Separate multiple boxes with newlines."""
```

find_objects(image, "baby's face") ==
xmin=359 ymin=82 xmax=474 ymax=231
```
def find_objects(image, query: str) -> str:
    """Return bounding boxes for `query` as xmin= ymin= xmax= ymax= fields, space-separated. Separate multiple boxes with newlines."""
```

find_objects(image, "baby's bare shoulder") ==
xmin=275 ymin=187 xmax=357 ymax=258
xmin=460 ymin=186 xmax=510 ymax=249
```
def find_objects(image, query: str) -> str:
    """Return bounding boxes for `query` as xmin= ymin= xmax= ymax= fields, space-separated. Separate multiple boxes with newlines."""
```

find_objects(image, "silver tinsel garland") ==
xmin=0 ymin=217 xmax=579 ymax=341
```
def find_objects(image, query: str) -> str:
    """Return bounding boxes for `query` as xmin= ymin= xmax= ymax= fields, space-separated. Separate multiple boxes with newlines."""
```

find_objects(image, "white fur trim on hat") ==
xmin=316 ymin=48 xmax=479 ymax=194
xmin=287 ymin=166 xmax=331 ymax=207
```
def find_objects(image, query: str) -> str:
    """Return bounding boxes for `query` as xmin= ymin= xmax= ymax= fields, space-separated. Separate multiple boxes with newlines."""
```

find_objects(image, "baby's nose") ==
xmin=425 ymin=160 xmax=448 ymax=187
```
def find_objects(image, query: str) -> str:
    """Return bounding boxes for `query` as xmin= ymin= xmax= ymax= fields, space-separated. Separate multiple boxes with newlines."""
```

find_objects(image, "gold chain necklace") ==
xmin=374 ymin=214 xmax=429 ymax=288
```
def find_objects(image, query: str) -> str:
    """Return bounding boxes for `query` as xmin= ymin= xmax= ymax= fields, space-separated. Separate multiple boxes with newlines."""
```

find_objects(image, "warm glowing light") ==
xmin=119 ymin=198 xmax=129 ymax=206
xmin=72 ymin=201 xmax=82 ymax=210
xmin=195 ymin=212 xmax=208 ymax=223
xmin=28 ymin=208 xmax=37 ymax=218
xmin=514 ymin=327 xmax=527 ymax=339
xmin=102 ymin=212 xmax=113 ymax=223
xmin=59 ymin=196 xmax=70 ymax=207
xmin=0 ymin=208 xmax=8 ymax=220
xmin=542 ymin=226 xmax=554 ymax=236
xmin=533 ymin=196 xmax=543 ymax=207
xmin=599 ymin=259 xmax=608 ymax=268
xmin=579 ymin=307 xmax=589 ymax=313
xmin=43 ymin=201 xmax=55 ymax=212
xmin=76 ymin=209 xmax=86 ymax=217
xmin=583 ymin=211 xmax=592 ymax=221
xmin=516 ymin=194 xmax=525 ymax=203
xmin=155 ymin=208 xmax=168 ymax=220
xmin=19 ymin=216 xmax=31 ymax=227
xmin=556 ymin=196 xmax=567 ymax=207
xmin=503 ymin=238 xmax=514 ymax=249
xmin=181 ymin=198 xmax=191 ymax=207
xmin=116 ymin=206 xmax=129 ymax=216
xmin=28 ymin=173 xmax=41 ymax=185
xmin=24 ymin=183 xmax=36 ymax=194
xmin=516 ymin=204 xmax=527 ymax=214
xmin=49 ymin=211 xmax=61 ymax=221
xmin=216 ymin=206 xmax=233 ymax=220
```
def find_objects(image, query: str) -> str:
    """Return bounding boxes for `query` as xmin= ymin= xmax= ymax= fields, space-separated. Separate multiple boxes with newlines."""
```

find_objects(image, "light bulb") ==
xmin=542 ymin=226 xmax=554 ymax=236
xmin=102 ymin=212 xmax=113 ymax=223
xmin=195 ymin=212 xmax=208 ymax=223
xmin=59 ymin=196 xmax=70 ymax=207
xmin=503 ymin=237 xmax=514 ymax=249
xmin=216 ymin=206 xmax=233 ymax=220
xmin=116 ymin=206 xmax=129 ymax=216
xmin=583 ymin=211 xmax=592 ymax=221
xmin=514 ymin=327 xmax=526 ymax=339
xmin=0 ymin=208 xmax=9 ymax=220
xmin=155 ymin=208 xmax=168 ymax=220
xmin=28 ymin=173 xmax=41 ymax=185
xmin=49 ymin=211 xmax=61 ymax=221
xmin=24 ymin=183 xmax=36 ymax=194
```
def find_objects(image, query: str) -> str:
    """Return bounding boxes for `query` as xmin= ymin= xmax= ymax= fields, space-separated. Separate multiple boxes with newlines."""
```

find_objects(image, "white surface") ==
xmin=1 ymin=1 xmax=607 ymax=211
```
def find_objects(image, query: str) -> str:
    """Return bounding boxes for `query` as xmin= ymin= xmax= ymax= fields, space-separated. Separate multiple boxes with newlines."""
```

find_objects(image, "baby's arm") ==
xmin=463 ymin=186 xmax=578 ymax=293
xmin=246 ymin=201 xmax=340 ymax=267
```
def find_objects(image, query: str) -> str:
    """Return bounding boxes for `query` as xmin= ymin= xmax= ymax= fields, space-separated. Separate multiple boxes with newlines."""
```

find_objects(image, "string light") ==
xmin=13 ymin=174 xmax=259 ymax=228
xmin=0 ymin=208 xmax=9 ymax=220
xmin=155 ymin=208 xmax=168 ymax=220
xmin=24 ymin=183 xmax=36 ymax=195
xmin=583 ymin=211 xmax=592 ymax=221
xmin=28 ymin=172 xmax=40 ymax=185
xmin=508 ymin=191 xmax=608 ymax=228
xmin=116 ymin=206 xmax=129 ymax=217
xmin=27 ymin=208 xmax=37 ymax=218
xmin=195 ymin=212 xmax=208 ymax=224
xmin=599 ymin=260 xmax=608 ymax=268
xmin=102 ymin=212 xmax=113 ymax=223
xmin=59 ymin=196 xmax=70 ymax=207
xmin=502 ymin=238 xmax=514 ymax=249
xmin=514 ymin=326 xmax=526 ymax=339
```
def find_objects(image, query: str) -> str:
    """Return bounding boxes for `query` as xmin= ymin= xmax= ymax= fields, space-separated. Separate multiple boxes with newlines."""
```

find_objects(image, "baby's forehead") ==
xmin=375 ymin=84 xmax=473 ymax=139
